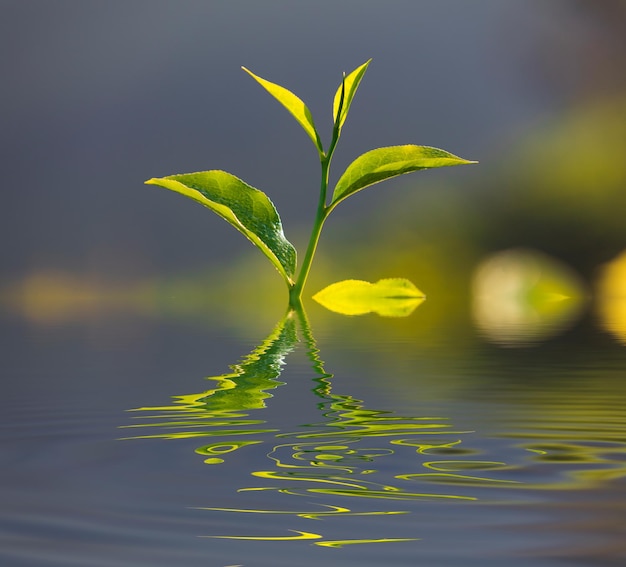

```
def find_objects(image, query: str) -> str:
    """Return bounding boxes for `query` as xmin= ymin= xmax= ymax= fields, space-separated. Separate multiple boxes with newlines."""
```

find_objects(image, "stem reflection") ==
xmin=122 ymin=306 xmax=509 ymax=547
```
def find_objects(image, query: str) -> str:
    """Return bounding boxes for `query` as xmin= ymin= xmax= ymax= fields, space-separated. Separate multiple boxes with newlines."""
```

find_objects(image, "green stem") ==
xmin=289 ymin=158 xmax=330 ymax=306
xmin=289 ymin=77 xmax=345 ymax=308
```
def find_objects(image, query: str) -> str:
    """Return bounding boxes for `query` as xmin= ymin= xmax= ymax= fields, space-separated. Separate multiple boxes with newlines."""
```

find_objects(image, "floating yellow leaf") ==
xmin=312 ymin=278 xmax=425 ymax=317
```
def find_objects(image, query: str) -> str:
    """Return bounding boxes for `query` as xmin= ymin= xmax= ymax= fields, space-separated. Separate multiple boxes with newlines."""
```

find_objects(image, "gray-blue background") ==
xmin=3 ymin=0 xmax=597 ymax=279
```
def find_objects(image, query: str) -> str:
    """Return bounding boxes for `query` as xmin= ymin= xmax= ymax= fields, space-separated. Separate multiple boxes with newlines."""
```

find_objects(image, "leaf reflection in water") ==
xmin=121 ymin=312 xmax=298 ymax=454
xmin=122 ymin=306 xmax=508 ymax=546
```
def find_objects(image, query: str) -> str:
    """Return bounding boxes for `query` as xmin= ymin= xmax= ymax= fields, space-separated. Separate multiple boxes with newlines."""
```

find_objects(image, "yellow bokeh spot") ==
xmin=597 ymin=249 xmax=626 ymax=344
xmin=472 ymin=248 xmax=585 ymax=346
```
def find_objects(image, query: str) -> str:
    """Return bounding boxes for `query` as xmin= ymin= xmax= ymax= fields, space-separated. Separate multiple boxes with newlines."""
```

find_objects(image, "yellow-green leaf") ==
xmin=146 ymin=171 xmax=296 ymax=284
xmin=242 ymin=67 xmax=323 ymax=154
xmin=331 ymin=145 xmax=476 ymax=208
xmin=313 ymin=278 xmax=425 ymax=317
xmin=332 ymin=59 xmax=371 ymax=129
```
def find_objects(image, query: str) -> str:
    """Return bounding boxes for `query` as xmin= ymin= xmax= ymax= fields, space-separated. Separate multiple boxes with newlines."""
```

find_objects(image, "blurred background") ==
xmin=2 ymin=0 xmax=626 ymax=344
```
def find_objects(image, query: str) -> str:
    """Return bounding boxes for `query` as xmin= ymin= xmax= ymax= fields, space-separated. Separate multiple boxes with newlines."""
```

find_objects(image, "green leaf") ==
xmin=242 ymin=67 xmax=323 ymax=155
xmin=331 ymin=145 xmax=476 ymax=208
xmin=145 ymin=171 xmax=297 ymax=284
xmin=333 ymin=59 xmax=371 ymax=129
xmin=312 ymin=278 xmax=425 ymax=317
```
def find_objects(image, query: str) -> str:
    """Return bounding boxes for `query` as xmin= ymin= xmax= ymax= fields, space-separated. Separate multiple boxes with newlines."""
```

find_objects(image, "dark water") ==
xmin=2 ymin=302 xmax=626 ymax=567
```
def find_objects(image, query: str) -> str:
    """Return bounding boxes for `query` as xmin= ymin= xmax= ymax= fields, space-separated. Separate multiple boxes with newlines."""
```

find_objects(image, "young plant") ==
xmin=146 ymin=60 xmax=475 ymax=308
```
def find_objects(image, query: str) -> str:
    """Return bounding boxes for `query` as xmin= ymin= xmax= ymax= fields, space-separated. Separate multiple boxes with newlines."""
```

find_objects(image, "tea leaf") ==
xmin=313 ymin=278 xmax=425 ymax=317
xmin=146 ymin=171 xmax=296 ymax=284
xmin=242 ymin=67 xmax=323 ymax=154
xmin=333 ymin=59 xmax=371 ymax=129
xmin=331 ymin=145 xmax=476 ymax=208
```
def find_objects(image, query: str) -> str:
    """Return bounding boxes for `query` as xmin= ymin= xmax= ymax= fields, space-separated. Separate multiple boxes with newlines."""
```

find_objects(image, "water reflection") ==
xmin=123 ymin=312 xmax=297 ymax=461
xmin=122 ymin=307 xmax=510 ymax=547
xmin=497 ymin=388 xmax=626 ymax=490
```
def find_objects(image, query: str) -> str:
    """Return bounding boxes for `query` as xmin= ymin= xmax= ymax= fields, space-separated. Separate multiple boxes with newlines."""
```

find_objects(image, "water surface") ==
xmin=1 ymin=303 xmax=625 ymax=566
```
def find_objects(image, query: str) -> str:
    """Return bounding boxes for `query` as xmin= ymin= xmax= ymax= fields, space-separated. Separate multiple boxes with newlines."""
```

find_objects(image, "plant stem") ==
xmin=289 ymin=78 xmax=345 ymax=308
xmin=289 ymin=158 xmax=330 ymax=306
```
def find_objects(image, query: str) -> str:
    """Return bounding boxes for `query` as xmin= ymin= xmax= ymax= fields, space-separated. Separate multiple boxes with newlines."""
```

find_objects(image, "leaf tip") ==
xmin=454 ymin=158 xmax=479 ymax=166
xmin=241 ymin=66 xmax=255 ymax=79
